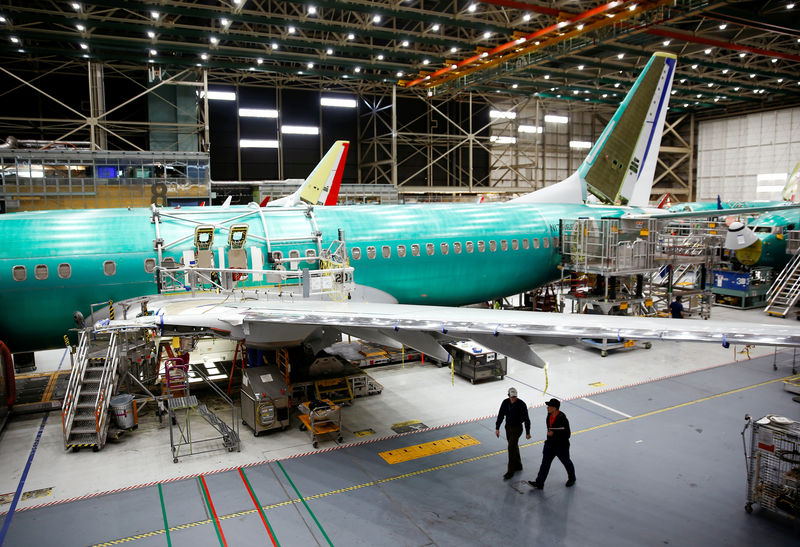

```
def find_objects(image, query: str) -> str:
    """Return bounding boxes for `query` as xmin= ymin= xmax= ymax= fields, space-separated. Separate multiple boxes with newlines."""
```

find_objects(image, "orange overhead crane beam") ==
xmin=405 ymin=0 xmax=674 ymax=90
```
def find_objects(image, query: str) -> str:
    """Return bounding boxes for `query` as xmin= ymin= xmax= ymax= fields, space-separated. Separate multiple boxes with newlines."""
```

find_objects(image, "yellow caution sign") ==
xmin=379 ymin=434 xmax=480 ymax=464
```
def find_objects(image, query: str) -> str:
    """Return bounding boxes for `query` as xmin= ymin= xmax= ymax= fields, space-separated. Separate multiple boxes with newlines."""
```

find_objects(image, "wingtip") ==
xmin=653 ymin=51 xmax=678 ymax=60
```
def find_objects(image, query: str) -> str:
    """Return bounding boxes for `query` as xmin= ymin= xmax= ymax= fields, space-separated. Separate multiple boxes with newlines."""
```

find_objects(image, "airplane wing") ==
xmin=633 ymin=202 xmax=800 ymax=220
xmin=106 ymin=294 xmax=800 ymax=370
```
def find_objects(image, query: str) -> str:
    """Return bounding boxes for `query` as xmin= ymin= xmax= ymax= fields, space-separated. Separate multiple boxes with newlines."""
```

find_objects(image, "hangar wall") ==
xmin=697 ymin=106 xmax=800 ymax=201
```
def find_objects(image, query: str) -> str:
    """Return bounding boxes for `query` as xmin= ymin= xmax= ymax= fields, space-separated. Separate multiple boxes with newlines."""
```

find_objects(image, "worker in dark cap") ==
xmin=495 ymin=387 xmax=531 ymax=480
xmin=529 ymin=398 xmax=576 ymax=489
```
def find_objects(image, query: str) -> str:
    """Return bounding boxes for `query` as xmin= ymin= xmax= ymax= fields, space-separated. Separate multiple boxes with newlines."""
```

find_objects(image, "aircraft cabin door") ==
xmin=227 ymin=224 xmax=249 ymax=285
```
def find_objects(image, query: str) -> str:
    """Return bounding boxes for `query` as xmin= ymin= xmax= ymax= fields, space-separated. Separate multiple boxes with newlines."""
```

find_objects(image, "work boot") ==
xmin=528 ymin=480 xmax=543 ymax=489
xmin=566 ymin=479 xmax=576 ymax=487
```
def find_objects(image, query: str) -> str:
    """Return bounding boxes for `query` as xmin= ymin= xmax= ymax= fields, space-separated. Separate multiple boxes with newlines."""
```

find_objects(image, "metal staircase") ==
xmin=61 ymin=329 xmax=122 ymax=451
xmin=765 ymin=252 xmax=800 ymax=317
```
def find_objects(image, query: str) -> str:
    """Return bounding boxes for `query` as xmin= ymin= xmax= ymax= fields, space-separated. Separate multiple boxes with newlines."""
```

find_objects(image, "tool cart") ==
xmin=743 ymin=415 xmax=800 ymax=521
xmin=297 ymin=399 xmax=342 ymax=448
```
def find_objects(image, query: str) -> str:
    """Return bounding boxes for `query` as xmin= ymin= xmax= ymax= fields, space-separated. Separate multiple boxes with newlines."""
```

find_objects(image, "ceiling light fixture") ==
xmin=149 ymin=49 xmax=156 ymax=55
xmin=377 ymin=54 xmax=384 ymax=60
xmin=512 ymin=83 xmax=518 ymax=89
xmin=578 ymin=64 xmax=584 ymax=70
xmin=354 ymin=66 xmax=361 ymax=72
xmin=326 ymin=48 xmax=333 ymax=54
xmin=221 ymin=18 xmax=230 ymax=27
xmin=201 ymin=53 xmax=209 ymax=60
xmin=288 ymin=26 xmax=296 ymax=34
xmin=422 ymin=59 xmax=430 ymax=65
xmin=450 ymin=46 xmax=457 ymax=53
xmin=210 ymin=36 xmax=219 ymax=44
xmin=396 ymin=71 xmax=403 ymax=77
xmin=9 ymin=36 xmax=19 ymax=43
xmin=704 ymin=48 xmax=712 ymax=54
xmin=76 ymin=23 xmax=85 ymax=31
xmin=576 ymin=24 xmax=584 ymax=31
xmin=308 ymin=6 xmax=317 ymax=15
xmin=401 ymin=40 xmax=408 ymax=47
xmin=347 ymin=33 xmax=355 ymax=40
xmin=663 ymin=40 xmax=671 ymax=46
xmin=617 ymin=53 xmax=624 ymax=59
xmin=150 ymin=11 xmax=159 ymax=19
xmin=432 ymin=24 xmax=440 ymax=31
xmin=722 ymin=69 xmax=728 ymax=74
xmin=271 ymin=42 xmax=278 ymax=49
xmin=257 ymin=58 xmax=263 ymax=64
xmin=522 ymin=13 xmax=531 ymax=22
xmin=372 ymin=15 xmax=381 ymax=23
xmin=483 ymin=31 xmax=491 ymax=39
xmin=691 ymin=64 xmax=698 ymax=69
xmin=71 ymin=2 xmax=81 ymax=10
xmin=147 ymin=30 xmax=155 ymax=38
xmin=307 ymin=62 xmax=313 ymax=68
xmin=719 ymin=24 xmax=727 ymax=30
xmin=468 ymin=4 xmax=477 ymax=12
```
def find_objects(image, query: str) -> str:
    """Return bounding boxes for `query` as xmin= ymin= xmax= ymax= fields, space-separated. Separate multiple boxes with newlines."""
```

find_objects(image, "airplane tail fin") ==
xmin=783 ymin=162 xmax=799 ymax=202
xmin=511 ymin=52 xmax=676 ymax=206
xmin=266 ymin=140 xmax=349 ymax=207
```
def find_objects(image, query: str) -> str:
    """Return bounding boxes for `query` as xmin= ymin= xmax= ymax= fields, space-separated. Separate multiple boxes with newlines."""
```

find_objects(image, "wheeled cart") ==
xmin=577 ymin=337 xmax=651 ymax=357
xmin=743 ymin=415 xmax=800 ymax=521
xmin=297 ymin=399 xmax=342 ymax=449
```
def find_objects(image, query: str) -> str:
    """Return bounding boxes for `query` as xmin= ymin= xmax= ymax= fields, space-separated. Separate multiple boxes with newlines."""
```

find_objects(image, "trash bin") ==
xmin=110 ymin=394 xmax=136 ymax=429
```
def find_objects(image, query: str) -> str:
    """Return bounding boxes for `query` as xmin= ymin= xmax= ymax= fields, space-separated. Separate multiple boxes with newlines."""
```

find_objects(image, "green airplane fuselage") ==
xmin=0 ymin=202 xmax=645 ymax=352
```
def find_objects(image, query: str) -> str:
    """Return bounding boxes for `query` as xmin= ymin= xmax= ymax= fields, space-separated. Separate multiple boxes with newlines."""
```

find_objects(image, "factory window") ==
xmin=58 ymin=263 xmax=72 ymax=279
xmin=411 ymin=244 xmax=420 ymax=257
xmin=501 ymin=240 xmax=508 ymax=251
xmin=522 ymin=238 xmax=530 ymax=250
xmin=12 ymin=265 xmax=26 ymax=282
xmin=453 ymin=242 xmax=462 ymax=254
xmin=351 ymin=247 xmax=361 ymax=260
xmin=367 ymin=246 xmax=376 ymax=259
xmin=440 ymin=242 xmax=449 ymax=255
xmin=511 ymin=239 xmax=519 ymax=250
xmin=426 ymin=243 xmax=434 ymax=256
xmin=543 ymin=238 xmax=550 ymax=249
xmin=34 ymin=264 xmax=48 ymax=280
xmin=489 ymin=240 xmax=497 ymax=252
xmin=144 ymin=258 xmax=156 ymax=273
xmin=397 ymin=245 xmax=407 ymax=258
xmin=103 ymin=260 xmax=117 ymax=276
xmin=477 ymin=241 xmax=485 ymax=252
xmin=533 ymin=238 xmax=540 ymax=249
xmin=382 ymin=245 xmax=391 ymax=259
xmin=466 ymin=241 xmax=474 ymax=253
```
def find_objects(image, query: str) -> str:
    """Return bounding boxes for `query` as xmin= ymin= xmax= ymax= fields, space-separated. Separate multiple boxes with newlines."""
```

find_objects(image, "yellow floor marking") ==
xmin=354 ymin=429 xmax=376 ymax=437
xmin=391 ymin=419 xmax=422 ymax=428
xmin=588 ymin=381 xmax=605 ymax=387
xmin=98 ymin=374 xmax=791 ymax=545
xmin=379 ymin=434 xmax=480 ymax=464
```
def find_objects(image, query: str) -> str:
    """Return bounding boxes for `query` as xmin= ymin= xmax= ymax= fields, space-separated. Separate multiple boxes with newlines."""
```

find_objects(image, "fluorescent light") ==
xmin=756 ymin=173 xmax=788 ymax=182
xmin=490 ymin=136 xmax=516 ymax=144
xmin=240 ymin=139 xmax=279 ymax=148
xmin=201 ymin=90 xmax=236 ymax=101
xmin=518 ymin=125 xmax=543 ymax=134
xmin=489 ymin=110 xmax=516 ymax=119
xmin=321 ymin=97 xmax=357 ymax=108
xmin=239 ymin=108 xmax=279 ymax=118
xmin=569 ymin=140 xmax=592 ymax=149
xmin=544 ymin=114 xmax=568 ymax=124
xmin=281 ymin=125 xmax=319 ymax=135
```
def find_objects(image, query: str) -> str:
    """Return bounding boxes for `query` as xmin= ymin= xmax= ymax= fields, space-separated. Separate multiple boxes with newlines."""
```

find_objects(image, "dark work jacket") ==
xmin=544 ymin=411 xmax=571 ymax=448
xmin=495 ymin=398 xmax=531 ymax=435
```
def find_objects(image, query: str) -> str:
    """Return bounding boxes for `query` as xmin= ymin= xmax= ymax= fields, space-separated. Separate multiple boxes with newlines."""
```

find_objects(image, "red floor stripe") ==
xmin=238 ymin=468 xmax=278 ymax=547
xmin=199 ymin=474 xmax=228 ymax=547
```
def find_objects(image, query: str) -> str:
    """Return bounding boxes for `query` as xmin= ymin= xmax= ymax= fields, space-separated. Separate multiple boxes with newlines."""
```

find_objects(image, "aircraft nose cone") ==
xmin=735 ymin=238 xmax=763 ymax=266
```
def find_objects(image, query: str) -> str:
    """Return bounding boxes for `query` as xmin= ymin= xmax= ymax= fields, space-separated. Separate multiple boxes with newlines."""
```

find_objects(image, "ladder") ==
xmin=62 ymin=330 xmax=121 ymax=451
xmin=765 ymin=252 xmax=800 ymax=317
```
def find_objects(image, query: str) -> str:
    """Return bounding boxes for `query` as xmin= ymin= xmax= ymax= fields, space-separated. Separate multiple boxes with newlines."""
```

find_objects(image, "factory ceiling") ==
xmin=0 ymin=0 xmax=798 ymax=116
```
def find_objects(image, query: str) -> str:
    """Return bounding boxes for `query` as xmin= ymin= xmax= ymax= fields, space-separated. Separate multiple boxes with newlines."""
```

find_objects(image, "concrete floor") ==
xmin=1 ymin=306 xmax=799 ymax=545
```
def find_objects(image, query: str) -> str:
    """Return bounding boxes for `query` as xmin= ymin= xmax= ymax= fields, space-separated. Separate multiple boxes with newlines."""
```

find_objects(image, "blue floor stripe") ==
xmin=0 ymin=413 xmax=49 ymax=546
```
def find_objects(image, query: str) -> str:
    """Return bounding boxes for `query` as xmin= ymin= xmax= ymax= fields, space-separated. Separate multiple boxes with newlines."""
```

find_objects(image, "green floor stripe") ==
xmin=198 ymin=476 xmax=226 ymax=547
xmin=240 ymin=468 xmax=281 ymax=547
xmin=276 ymin=461 xmax=334 ymax=547
xmin=157 ymin=483 xmax=172 ymax=547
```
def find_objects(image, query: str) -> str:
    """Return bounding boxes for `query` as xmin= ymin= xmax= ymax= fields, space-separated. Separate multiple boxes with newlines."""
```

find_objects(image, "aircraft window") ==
xmin=426 ymin=243 xmax=435 ymax=256
xmin=553 ymin=237 xmax=559 ymax=249
xmin=144 ymin=258 xmax=156 ymax=273
xmin=398 ymin=245 xmax=407 ymax=258
xmin=753 ymin=226 xmax=772 ymax=233
xmin=411 ymin=244 xmax=420 ymax=257
xmin=306 ymin=249 xmax=315 ymax=258
xmin=367 ymin=246 xmax=377 ymax=259
xmin=500 ymin=240 xmax=508 ymax=251
xmin=34 ymin=264 xmax=48 ymax=280
xmin=161 ymin=257 xmax=178 ymax=269
xmin=453 ymin=242 xmax=462 ymax=254
xmin=382 ymin=245 xmax=391 ymax=259
xmin=477 ymin=241 xmax=485 ymax=252
xmin=289 ymin=250 xmax=300 ymax=259
xmin=440 ymin=242 xmax=449 ymax=255
xmin=522 ymin=238 xmax=530 ymax=250
xmin=533 ymin=238 xmax=540 ymax=249
xmin=58 ymin=263 xmax=72 ymax=279
xmin=12 ymin=265 xmax=26 ymax=282
xmin=103 ymin=260 xmax=117 ymax=276
xmin=271 ymin=251 xmax=283 ymax=263
xmin=489 ymin=240 xmax=497 ymax=252
xmin=543 ymin=238 xmax=550 ymax=249
xmin=351 ymin=247 xmax=361 ymax=260
xmin=511 ymin=239 xmax=519 ymax=250
xmin=789 ymin=224 xmax=796 ymax=231
xmin=466 ymin=241 xmax=474 ymax=253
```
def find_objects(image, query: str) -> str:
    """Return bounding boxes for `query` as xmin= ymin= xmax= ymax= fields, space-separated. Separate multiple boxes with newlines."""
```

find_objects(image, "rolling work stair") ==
xmin=765 ymin=252 xmax=800 ymax=317
xmin=61 ymin=329 xmax=122 ymax=452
